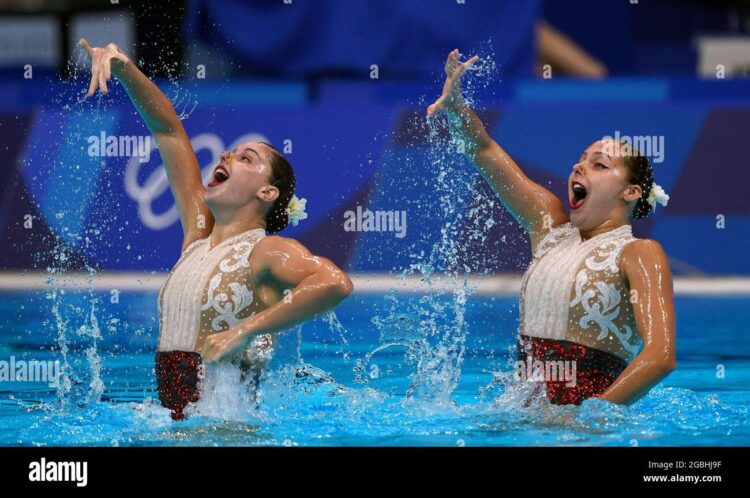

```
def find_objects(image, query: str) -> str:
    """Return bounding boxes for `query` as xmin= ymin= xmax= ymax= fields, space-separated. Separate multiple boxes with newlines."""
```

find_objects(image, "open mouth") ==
xmin=208 ymin=164 xmax=230 ymax=187
xmin=570 ymin=181 xmax=588 ymax=210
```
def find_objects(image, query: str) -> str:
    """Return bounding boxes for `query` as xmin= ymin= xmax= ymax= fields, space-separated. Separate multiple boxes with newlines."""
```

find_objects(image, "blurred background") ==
xmin=1 ymin=0 xmax=749 ymax=285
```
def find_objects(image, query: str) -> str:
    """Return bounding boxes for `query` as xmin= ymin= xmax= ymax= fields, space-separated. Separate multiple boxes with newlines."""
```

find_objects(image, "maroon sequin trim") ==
xmin=155 ymin=351 xmax=203 ymax=420
xmin=517 ymin=335 xmax=627 ymax=405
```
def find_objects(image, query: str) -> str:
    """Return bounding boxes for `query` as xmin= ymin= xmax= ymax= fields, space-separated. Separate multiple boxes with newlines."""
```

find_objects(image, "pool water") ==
xmin=1 ymin=289 xmax=748 ymax=446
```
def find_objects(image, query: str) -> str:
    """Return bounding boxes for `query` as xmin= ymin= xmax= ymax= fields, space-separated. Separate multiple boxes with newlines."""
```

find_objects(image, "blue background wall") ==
xmin=1 ymin=0 xmax=748 ymax=276
xmin=1 ymin=77 xmax=748 ymax=276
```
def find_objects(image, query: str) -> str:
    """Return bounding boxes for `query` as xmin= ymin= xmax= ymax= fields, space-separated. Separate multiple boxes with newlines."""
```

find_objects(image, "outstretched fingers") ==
xmin=465 ymin=55 xmax=480 ymax=68
xmin=98 ymin=65 xmax=109 ymax=95
xmin=453 ymin=54 xmax=479 ymax=79
xmin=445 ymin=48 xmax=460 ymax=74
xmin=429 ymin=50 xmax=480 ymax=116
xmin=79 ymin=38 xmax=93 ymax=58
xmin=87 ymin=66 xmax=100 ymax=97
xmin=103 ymin=57 xmax=112 ymax=83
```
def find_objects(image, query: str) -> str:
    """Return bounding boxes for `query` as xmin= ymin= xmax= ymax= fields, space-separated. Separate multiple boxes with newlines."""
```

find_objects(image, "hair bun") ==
xmin=624 ymin=150 xmax=655 ymax=220
xmin=266 ymin=198 xmax=291 ymax=233
xmin=260 ymin=142 xmax=296 ymax=233
xmin=633 ymin=197 xmax=653 ymax=219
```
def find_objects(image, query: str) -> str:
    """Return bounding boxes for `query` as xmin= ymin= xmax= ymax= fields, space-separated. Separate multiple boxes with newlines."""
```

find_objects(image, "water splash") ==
xmin=23 ymin=43 xmax=149 ymax=415
xmin=323 ymin=311 xmax=351 ymax=363
xmin=360 ymin=47 xmax=501 ymax=405
xmin=45 ymin=268 xmax=106 ymax=413
xmin=7 ymin=39 xmax=743 ymax=447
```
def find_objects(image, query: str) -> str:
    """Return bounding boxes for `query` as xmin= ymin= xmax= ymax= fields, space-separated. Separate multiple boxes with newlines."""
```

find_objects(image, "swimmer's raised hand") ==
xmin=80 ymin=38 xmax=215 ymax=251
xmin=79 ymin=38 xmax=130 ymax=97
xmin=426 ymin=49 xmax=479 ymax=117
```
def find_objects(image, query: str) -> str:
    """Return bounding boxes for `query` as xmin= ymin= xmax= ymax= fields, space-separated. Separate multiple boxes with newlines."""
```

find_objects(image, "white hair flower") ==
xmin=286 ymin=195 xmax=308 ymax=226
xmin=647 ymin=183 xmax=669 ymax=211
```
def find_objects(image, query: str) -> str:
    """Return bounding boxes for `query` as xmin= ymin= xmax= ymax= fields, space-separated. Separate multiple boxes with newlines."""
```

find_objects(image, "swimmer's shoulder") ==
xmin=255 ymin=234 xmax=307 ymax=253
xmin=620 ymin=238 xmax=671 ymax=280
xmin=250 ymin=235 xmax=315 ymax=287
xmin=251 ymin=235 xmax=309 ymax=269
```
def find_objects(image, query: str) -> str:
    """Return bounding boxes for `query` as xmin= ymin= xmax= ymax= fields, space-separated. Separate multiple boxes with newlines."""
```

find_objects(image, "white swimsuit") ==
xmin=519 ymin=222 xmax=642 ymax=361
xmin=157 ymin=227 xmax=274 ymax=364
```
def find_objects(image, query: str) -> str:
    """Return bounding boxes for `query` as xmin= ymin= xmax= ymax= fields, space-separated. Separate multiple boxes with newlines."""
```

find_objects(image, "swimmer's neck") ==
xmin=209 ymin=216 xmax=266 ymax=249
xmin=577 ymin=219 xmax=629 ymax=242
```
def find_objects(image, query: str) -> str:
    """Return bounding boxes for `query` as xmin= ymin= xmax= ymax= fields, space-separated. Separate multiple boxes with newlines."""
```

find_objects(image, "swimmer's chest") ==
xmin=158 ymin=232 xmax=283 ymax=339
xmin=521 ymin=224 xmax=641 ymax=360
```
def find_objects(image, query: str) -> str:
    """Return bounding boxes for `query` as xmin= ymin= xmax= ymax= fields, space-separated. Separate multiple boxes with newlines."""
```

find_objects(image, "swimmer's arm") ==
xmin=599 ymin=240 xmax=677 ymax=405
xmin=445 ymin=103 xmax=567 ymax=245
xmin=79 ymin=39 xmax=213 ymax=250
xmin=201 ymin=237 xmax=353 ymax=363
xmin=427 ymin=50 xmax=567 ymax=247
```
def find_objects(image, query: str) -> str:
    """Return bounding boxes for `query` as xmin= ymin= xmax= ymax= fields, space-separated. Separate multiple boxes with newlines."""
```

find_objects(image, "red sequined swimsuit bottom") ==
xmin=155 ymin=351 xmax=203 ymax=420
xmin=517 ymin=335 xmax=627 ymax=405
xmin=155 ymin=351 xmax=266 ymax=420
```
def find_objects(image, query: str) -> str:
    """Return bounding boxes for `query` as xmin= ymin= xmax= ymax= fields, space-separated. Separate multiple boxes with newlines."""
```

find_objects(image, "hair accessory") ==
xmin=646 ymin=183 xmax=669 ymax=211
xmin=286 ymin=195 xmax=308 ymax=226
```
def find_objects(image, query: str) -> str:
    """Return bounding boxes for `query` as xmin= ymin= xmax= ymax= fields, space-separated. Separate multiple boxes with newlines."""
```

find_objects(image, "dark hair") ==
xmin=619 ymin=141 xmax=655 ymax=219
xmin=260 ymin=142 xmax=296 ymax=233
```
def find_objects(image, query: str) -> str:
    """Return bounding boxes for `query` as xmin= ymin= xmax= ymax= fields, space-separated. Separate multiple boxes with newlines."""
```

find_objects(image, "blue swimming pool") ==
xmin=1 ymin=289 xmax=748 ymax=446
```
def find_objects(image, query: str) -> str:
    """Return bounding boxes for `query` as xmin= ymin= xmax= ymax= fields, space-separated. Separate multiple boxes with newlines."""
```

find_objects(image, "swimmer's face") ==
xmin=568 ymin=140 xmax=642 ymax=229
xmin=204 ymin=141 xmax=280 ymax=211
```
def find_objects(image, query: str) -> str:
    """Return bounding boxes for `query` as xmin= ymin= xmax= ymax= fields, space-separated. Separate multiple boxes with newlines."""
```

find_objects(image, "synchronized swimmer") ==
xmin=80 ymin=39 xmax=353 ymax=419
xmin=428 ymin=49 xmax=676 ymax=405
xmin=81 ymin=39 xmax=676 ymax=418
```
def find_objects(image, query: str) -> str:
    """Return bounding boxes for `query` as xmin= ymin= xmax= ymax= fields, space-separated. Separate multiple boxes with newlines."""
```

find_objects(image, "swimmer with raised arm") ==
xmin=80 ymin=40 xmax=353 ymax=419
xmin=428 ymin=50 xmax=675 ymax=405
